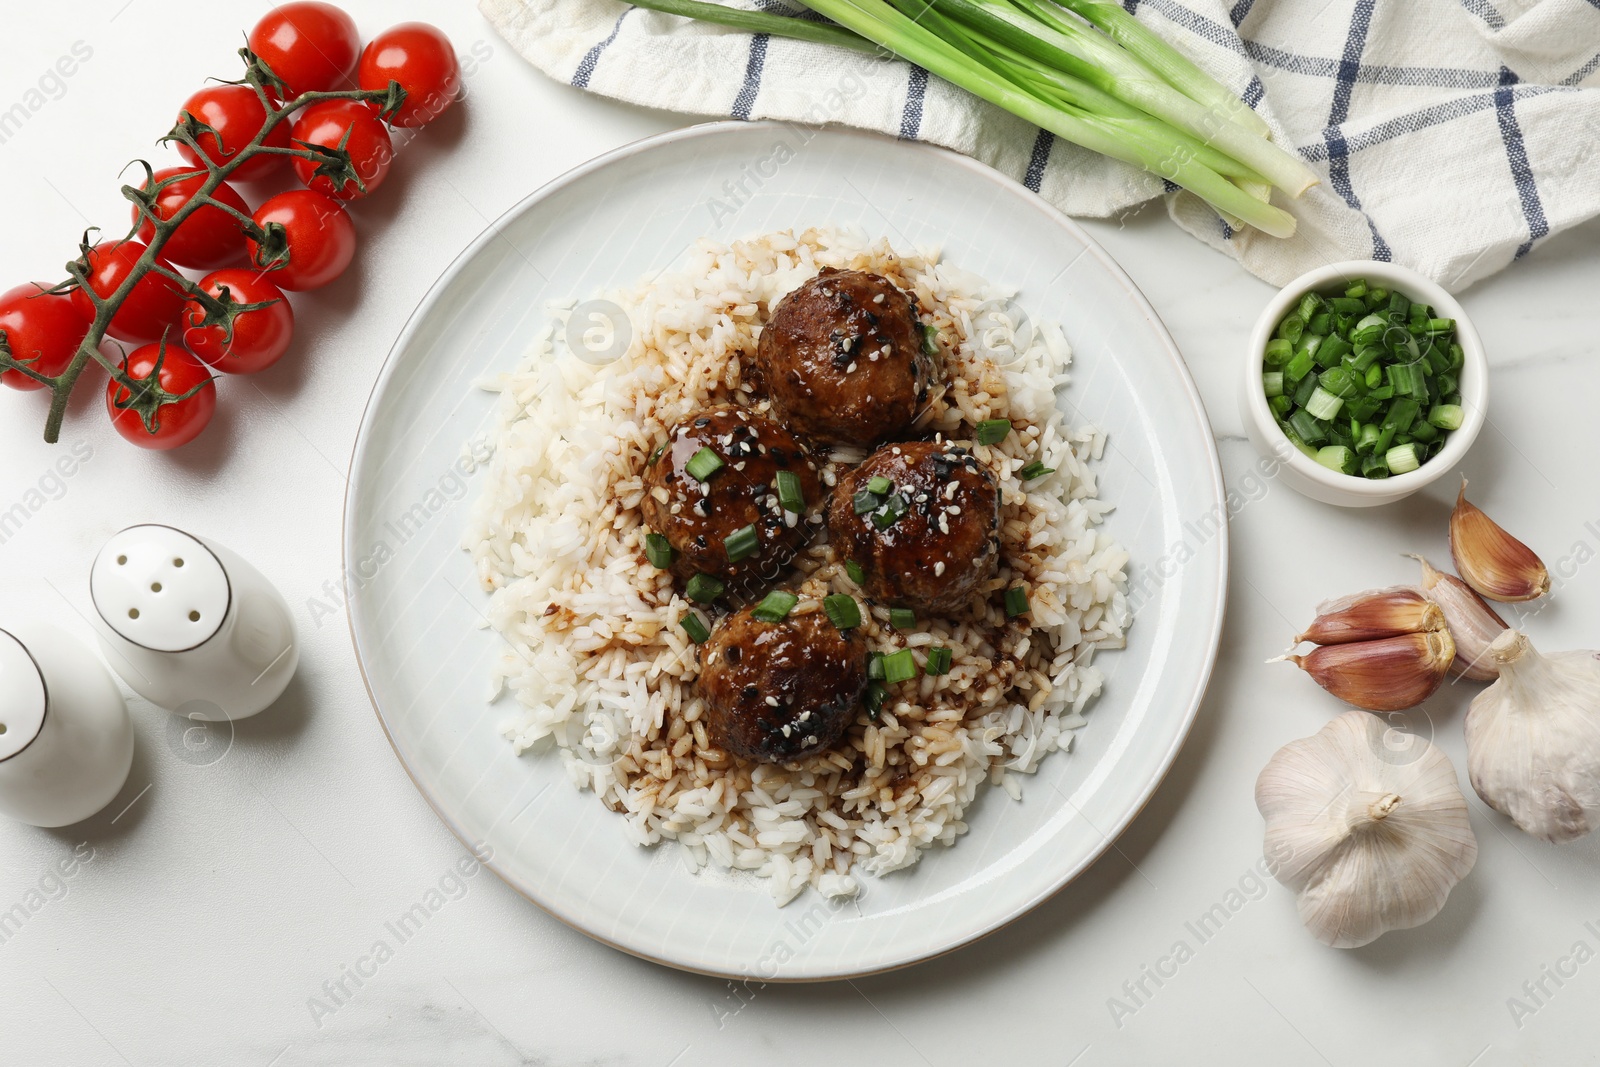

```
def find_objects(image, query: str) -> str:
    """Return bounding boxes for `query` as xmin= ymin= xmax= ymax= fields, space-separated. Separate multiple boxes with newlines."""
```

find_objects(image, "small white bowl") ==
xmin=1239 ymin=260 xmax=1488 ymax=507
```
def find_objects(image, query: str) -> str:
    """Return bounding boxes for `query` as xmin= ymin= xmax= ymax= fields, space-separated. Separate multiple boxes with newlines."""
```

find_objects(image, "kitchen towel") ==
xmin=480 ymin=0 xmax=1600 ymax=291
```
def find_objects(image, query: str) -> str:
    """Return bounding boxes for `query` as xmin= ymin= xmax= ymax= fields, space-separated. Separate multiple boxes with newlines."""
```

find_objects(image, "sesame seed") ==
xmin=873 ymin=293 xmax=885 ymax=304
xmin=781 ymin=724 xmax=792 ymax=737
xmin=934 ymin=561 xmax=945 ymax=576
xmin=766 ymin=696 xmax=780 ymax=707
xmin=846 ymin=362 xmax=856 ymax=373
xmin=939 ymin=514 xmax=949 ymax=534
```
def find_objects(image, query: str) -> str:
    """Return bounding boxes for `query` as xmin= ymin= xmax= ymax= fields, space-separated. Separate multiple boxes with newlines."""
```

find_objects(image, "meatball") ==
xmin=827 ymin=440 xmax=1001 ymax=615
xmin=698 ymin=602 xmax=867 ymax=763
xmin=755 ymin=268 xmax=935 ymax=448
xmin=641 ymin=405 xmax=821 ymax=590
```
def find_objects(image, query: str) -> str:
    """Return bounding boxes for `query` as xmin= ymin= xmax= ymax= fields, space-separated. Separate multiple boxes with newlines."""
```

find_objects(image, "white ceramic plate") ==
xmin=344 ymin=121 xmax=1226 ymax=981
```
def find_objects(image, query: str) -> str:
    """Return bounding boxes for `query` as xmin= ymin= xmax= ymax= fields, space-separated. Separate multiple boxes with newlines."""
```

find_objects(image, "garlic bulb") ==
xmin=1256 ymin=711 xmax=1478 ymax=948
xmin=1450 ymin=479 xmax=1550 ymax=602
xmin=1465 ymin=630 xmax=1600 ymax=843
xmin=1410 ymin=554 xmax=1507 ymax=681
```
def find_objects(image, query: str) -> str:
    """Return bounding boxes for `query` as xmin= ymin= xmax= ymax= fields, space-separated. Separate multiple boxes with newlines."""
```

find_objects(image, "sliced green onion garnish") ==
xmin=1304 ymin=386 xmax=1343 ymax=421
xmin=775 ymin=470 xmax=804 ymax=514
xmin=1428 ymin=403 xmax=1464 ymax=431
xmin=846 ymin=560 xmax=866 ymax=585
xmin=823 ymin=594 xmax=861 ymax=630
xmin=1316 ymin=445 xmax=1354 ymax=474
xmin=1263 ymin=338 xmax=1293 ymax=367
xmin=864 ymin=681 xmax=888 ymax=717
xmin=870 ymin=493 xmax=908 ymax=530
xmin=680 ymin=611 xmax=710 ymax=644
xmin=1019 ymin=461 xmax=1055 ymax=480
xmin=853 ymin=489 xmax=881 ymax=515
xmin=685 ymin=573 xmax=724 ymax=604
xmin=881 ymin=649 xmax=917 ymax=685
xmin=867 ymin=651 xmax=886 ymax=681
xmin=724 ymin=524 xmax=758 ymax=563
xmin=921 ymin=322 xmax=939 ymax=357
xmin=866 ymin=475 xmax=893 ymax=495
xmin=924 ymin=647 xmax=953 ymax=676
xmin=644 ymin=532 xmax=675 ymax=570
xmin=889 ymin=607 xmax=916 ymax=630
xmin=976 ymin=419 xmax=1011 ymax=446
xmin=751 ymin=590 xmax=798 ymax=622
xmin=647 ymin=441 xmax=667 ymax=466
xmin=685 ymin=447 xmax=723 ymax=482
xmin=1004 ymin=586 xmax=1030 ymax=618
xmin=1262 ymin=372 xmax=1283 ymax=398
xmin=1386 ymin=443 xmax=1421 ymax=474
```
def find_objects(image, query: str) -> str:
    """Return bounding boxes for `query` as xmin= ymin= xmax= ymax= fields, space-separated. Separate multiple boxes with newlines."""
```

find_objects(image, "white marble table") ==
xmin=3 ymin=2 xmax=1598 ymax=1064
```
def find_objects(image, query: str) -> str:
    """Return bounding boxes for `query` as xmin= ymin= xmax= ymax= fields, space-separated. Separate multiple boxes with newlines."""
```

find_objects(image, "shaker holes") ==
xmin=189 ymin=611 xmax=201 ymax=622
xmin=128 ymin=608 xmax=140 ymax=619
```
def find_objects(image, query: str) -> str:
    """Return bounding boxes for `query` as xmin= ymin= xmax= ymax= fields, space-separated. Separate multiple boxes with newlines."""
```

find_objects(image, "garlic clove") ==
xmin=1256 ymin=711 xmax=1478 ymax=948
xmin=1465 ymin=630 xmax=1600 ymax=843
xmin=1282 ymin=630 xmax=1455 ymax=712
xmin=1449 ymin=479 xmax=1550 ymax=602
xmin=1409 ymin=554 xmax=1508 ymax=682
xmin=1294 ymin=585 xmax=1444 ymax=646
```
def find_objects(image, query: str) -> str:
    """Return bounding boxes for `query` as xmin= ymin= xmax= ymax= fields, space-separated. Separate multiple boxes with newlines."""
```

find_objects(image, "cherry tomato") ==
xmin=175 ymin=85 xmax=290 ymax=183
xmin=247 ymin=189 xmax=356 ymax=291
xmin=181 ymin=270 xmax=294 ymax=374
xmin=290 ymin=101 xmax=393 ymax=201
xmin=0 ymin=285 xmax=91 ymax=391
xmin=132 ymin=168 xmax=251 ymax=272
xmin=358 ymin=23 xmax=461 ymax=128
xmin=105 ymin=341 xmax=217 ymax=450
xmin=71 ymin=241 xmax=188 ymax=346
xmin=248 ymin=2 xmax=360 ymax=100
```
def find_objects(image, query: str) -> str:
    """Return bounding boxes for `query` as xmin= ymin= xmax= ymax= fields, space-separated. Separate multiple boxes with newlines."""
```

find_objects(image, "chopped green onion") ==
xmin=881 ymin=649 xmax=917 ymax=685
xmin=845 ymin=560 xmax=866 ymax=585
xmin=1304 ymin=386 xmax=1343 ymax=421
xmin=1315 ymin=445 xmax=1355 ymax=474
xmin=751 ymin=590 xmax=798 ymax=622
xmin=889 ymin=607 xmax=916 ymax=629
xmin=867 ymin=651 xmax=886 ymax=681
xmin=853 ymin=489 xmax=881 ymax=515
xmin=685 ymin=573 xmax=724 ymax=604
xmin=1004 ymin=586 xmax=1030 ymax=618
xmin=680 ymin=611 xmax=710 ymax=644
xmin=1286 ymin=408 xmax=1325 ymax=445
xmin=1263 ymin=338 xmax=1293 ymax=367
xmin=921 ymin=322 xmax=939 ymax=357
xmin=924 ymin=647 xmax=953 ymax=676
xmin=1355 ymin=423 xmax=1381 ymax=454
xmin=1317 ymin=366 xmax=1358 ymax=398
xmin=644 ymin=532 xmax=675 ymax=570
xmin=1386 ymin=443 xmax=1421 ymax=474
xmin=976 ymin=419 xmax=1011 ymax=446
xmin=685 ymin=447 xmax=723 ymax=482
xmin=864 ymin=681 xmax=888 ymax=717
xmin=775 ymin=470 xmax=804 ymax=514
xmin=1284 ymin=348 xmax=1316 ymax=383
xmin=723 ymin=524 xmax=759 ymax=563
xmin=823 ymin=594 xmax=862 ymax=630
xmin=1277 ymin=314 xmax=1304 ymax=344
xmin=870 ymin=492 xmax=908 ymax=530
xmin=866 ymin=475 xmax=893 ymax=495
xmin=1344 ymin=280 xmax=1368 ymax=299
xmin=647 ymin=441 xmax=667 ymax=466
xmin=1019 ymin=460 xmax=1055 ymax=480
xmin=1428 ymin=404 xmax=1464 ymax=431
xmin=1262 ymin=372 xmax=1284 ymax=398
xmin=1296 ymin=292 xmax=1322 ymax=322
xmin=1268 ymin=394 xmax=1293 ymax=418
xmin=1292 ymin=374 xmax=1318 ymax=408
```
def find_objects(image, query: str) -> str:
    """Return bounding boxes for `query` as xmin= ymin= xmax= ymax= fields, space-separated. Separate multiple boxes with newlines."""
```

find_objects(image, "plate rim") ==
xmin=342 ymin=119 xmax=1229 ymax=982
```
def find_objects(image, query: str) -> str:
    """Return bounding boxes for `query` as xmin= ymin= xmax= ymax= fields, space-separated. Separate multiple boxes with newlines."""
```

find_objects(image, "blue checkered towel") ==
xmin=481 ymin=0 xmax=1600 ymax=290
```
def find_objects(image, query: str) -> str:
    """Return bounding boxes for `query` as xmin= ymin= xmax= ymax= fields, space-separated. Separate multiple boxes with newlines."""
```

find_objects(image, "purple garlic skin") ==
xmin=1410 ymin=555 xmax=1508 ymax=682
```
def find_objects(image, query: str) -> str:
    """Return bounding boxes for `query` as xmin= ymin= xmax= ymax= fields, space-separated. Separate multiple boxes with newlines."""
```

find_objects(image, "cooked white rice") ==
xmin=463 ymin=229 xmax=1131 ymax=905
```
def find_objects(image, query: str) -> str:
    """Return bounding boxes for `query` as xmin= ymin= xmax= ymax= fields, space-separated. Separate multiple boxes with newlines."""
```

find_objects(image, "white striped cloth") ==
xmin=480 ymin=0 xmax=1600 ymax=290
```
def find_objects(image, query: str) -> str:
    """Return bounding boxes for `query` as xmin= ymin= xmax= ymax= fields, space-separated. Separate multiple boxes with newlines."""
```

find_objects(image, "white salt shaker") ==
xmin=0 ymin=624 xmax=134 ymax=827
xmin=89 ymin=524 xmax=299 ymax=722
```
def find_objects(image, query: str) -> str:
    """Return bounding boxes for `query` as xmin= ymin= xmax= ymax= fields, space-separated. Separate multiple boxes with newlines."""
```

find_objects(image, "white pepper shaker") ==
xmin=89 ymin=524 xmax=299 ymax=722
xmin=0 ymin=624 xmax=134 ymax=827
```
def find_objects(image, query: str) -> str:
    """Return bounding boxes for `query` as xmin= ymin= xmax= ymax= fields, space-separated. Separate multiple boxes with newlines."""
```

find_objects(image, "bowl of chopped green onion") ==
xmin=1240 ymin=261 xmax=1487 ymax=507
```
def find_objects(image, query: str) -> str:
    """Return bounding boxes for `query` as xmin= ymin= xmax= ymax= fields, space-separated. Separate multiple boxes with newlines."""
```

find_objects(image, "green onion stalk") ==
xmin=623 ymin=0 xmax=1308 ymax=237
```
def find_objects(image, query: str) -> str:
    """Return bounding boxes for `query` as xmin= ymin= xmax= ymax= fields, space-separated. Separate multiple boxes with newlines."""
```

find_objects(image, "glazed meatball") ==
xmin=641 ymin=405 xmax=821 ymax=590
xmin=827 ymin=440 xmax=1001 ymax=615
xmin=698 ymin=602 xmax=867 ymax=763
xmin=755 ymin=269 xmax=935 ymax=448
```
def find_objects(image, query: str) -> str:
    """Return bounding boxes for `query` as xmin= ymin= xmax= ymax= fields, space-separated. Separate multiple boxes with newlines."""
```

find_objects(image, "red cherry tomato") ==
xmin=105 ymin=341 xmax=217 ymax=450
xmin=358 ymin=23 xmax=461 ymax=128
xmin=132 ymin=168 xmax=251 ymax=272
xmin=72 ymin=241 xmax=188 ymax=346
xmin=0 ymin=285 xmax=91 ymax=391
xmin=248 ymin=2 xmax=361 ymax=100
xmin=181 ymin=270 xmax=294 ymax=374
xmin=246 ymin=189 xmax=356 ymax=292
xmin=175 ymin=85 xmax=290 ymax=183
xmin=290 ymin=101 xmax=393 ymax=201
